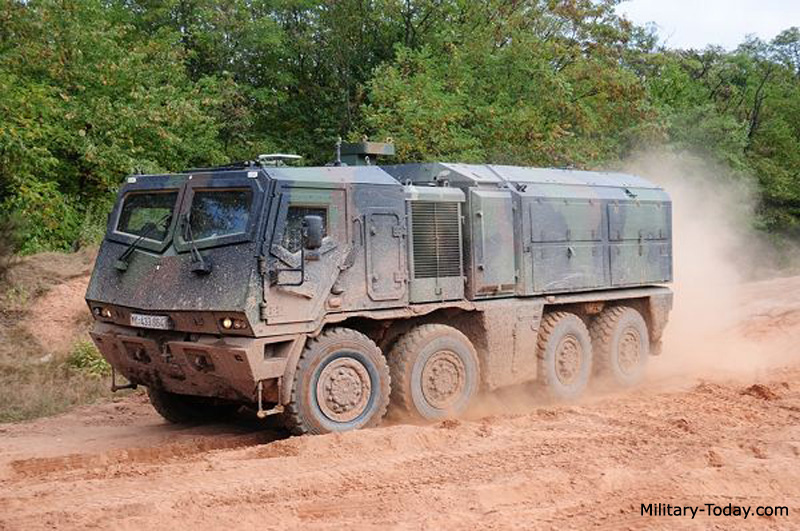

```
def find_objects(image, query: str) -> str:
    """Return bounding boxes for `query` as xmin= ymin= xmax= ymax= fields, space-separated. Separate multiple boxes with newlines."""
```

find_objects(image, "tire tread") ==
xmin=284 ymin=328 xmax=390 ymax=436
xmin=589 ymin=306 xmax=629 ymax=375
xmin=536 ymin=311 xmax=592 ymax=400
xmin=387 ymin=324 xmax=477 ymax=419
xmin=589 ymin=305 xmax=649 ymax=387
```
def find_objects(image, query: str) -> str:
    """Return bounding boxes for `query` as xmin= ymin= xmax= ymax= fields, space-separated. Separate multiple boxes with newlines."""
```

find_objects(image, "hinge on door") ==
xmin=257 ymin=255 xmax=268 ymax=276
xmin=392 ymin=225 xmax=406 ymax=238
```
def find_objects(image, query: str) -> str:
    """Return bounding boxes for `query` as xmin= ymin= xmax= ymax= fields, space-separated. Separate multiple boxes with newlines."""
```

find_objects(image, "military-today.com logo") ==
xmin=641 ymin=503 xmax=789 ymax=520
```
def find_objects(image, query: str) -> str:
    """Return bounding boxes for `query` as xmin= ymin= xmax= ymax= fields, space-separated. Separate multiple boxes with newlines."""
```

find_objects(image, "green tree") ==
xmin=0 ymin=0 xmax=225 ymax=251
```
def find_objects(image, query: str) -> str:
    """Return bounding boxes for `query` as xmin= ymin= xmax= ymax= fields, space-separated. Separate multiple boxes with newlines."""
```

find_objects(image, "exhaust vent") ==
xmin=411 ymin=202 xmax=462 ymax=279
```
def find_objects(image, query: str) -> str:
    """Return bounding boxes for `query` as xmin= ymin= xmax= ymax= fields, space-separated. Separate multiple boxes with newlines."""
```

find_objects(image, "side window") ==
xmin=281 ymin=205 xmax=328 ymax=252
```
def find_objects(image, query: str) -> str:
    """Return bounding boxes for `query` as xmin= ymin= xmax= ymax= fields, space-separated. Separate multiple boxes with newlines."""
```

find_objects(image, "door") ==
xmin=365 ymin=209 xmax=406 ymax=301
xmin=469 ymin=189 xmax=516 ymax=297
xmin=265 ymin=186 xmax=347 ymax=324
xmin=608 ymin=201 xmax=672 ymax=286
xmin=528 ymin=198 xmax=607 ymax=292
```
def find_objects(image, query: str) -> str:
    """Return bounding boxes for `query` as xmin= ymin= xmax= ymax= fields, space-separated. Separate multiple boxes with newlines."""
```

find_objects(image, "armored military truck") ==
xmin=86 ymin=142 xmax=672 ymax=435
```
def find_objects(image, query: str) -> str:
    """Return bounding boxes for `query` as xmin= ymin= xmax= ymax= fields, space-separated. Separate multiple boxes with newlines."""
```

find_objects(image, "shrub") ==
xmin=0 ymin=214 xmax=23 ymax=279
xmin=1 ymin=181 xmax=82 ymax=254
xmin=67 ymin=340 xmax=111 ymax=377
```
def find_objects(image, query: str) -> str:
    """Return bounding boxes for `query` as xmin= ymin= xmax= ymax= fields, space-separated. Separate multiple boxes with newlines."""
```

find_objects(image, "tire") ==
xmin=590 ymin=306 xmax=650 ymax=387
xmin=147 ymin=387 xmax=239 ymax=424
xmin=388 ymin=324 xmax=480 ymax=421
xmin=284 ymin=328 xmax=390 ymax=435
xmin=536 ymin=312 xmax=593 ymax=401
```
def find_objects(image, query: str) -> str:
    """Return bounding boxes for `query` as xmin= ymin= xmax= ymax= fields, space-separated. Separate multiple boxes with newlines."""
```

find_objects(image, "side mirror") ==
xmin=302 ymin=215 xmax=324 ymax=250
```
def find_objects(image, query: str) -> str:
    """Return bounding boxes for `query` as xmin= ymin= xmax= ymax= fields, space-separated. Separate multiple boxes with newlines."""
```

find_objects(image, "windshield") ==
xmin=189 ymin=189 xmax=253 ymax=240
xmin=117 ymin=191 xmax=178 ymax=241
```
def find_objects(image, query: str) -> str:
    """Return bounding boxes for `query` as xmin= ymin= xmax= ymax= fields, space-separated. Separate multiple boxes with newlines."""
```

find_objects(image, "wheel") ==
xmin=590 ymin=306 xmax=650 ymax=387
xmin=536 ymin=312 xmax=593 ymax=401
xmin=147 ymin=387 xmax=239 ymax=424
xmin=388 ymin=324 xmax=480 ymax=421
xmin=284 ymin=328 xmax=390 ymax=435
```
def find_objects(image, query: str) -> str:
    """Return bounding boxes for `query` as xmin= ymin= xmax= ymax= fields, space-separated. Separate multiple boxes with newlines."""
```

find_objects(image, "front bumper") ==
xmin=89 ymin=322 xmax=290 ymax=402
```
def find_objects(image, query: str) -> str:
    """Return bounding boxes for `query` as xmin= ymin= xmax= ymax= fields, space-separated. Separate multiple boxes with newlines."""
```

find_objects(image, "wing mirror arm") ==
xmin=274 ymin=215 xmax=324 ymax=286
xmin=274 ymin=247 xmax=305 ymax=286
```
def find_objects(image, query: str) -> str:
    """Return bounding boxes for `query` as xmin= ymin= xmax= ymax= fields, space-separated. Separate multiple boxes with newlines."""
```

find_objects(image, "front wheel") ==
xmin=283 ymin=328 xmax=390 ymax=435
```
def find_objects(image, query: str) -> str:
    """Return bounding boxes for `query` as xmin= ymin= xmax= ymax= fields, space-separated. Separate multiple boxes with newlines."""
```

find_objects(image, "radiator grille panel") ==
xmin=411 ymin=202 xmax=462 ymax=279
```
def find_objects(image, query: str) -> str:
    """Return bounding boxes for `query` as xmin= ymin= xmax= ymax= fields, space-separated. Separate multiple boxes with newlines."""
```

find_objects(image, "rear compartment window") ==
xmin=189 ymin=189 xmax=252 ymax=240
xmin=117 ymin=191 xmax=178 ymax=241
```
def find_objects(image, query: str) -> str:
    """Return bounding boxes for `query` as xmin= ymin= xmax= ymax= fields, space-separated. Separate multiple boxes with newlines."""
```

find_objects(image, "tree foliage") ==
xmin=0 ymin=0 xmax=798 ymax=251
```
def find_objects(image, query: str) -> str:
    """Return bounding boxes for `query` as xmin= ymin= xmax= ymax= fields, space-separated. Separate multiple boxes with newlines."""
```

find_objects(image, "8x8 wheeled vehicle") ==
xmin=86 ymin=142 xmax=672 ymax=434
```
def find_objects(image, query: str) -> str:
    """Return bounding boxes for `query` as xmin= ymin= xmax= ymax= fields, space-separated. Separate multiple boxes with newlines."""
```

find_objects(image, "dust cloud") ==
xmin=624 ymin=150 xmax=796 ymax=383
xmin=465 ymin=150 xmax=796 ymax=418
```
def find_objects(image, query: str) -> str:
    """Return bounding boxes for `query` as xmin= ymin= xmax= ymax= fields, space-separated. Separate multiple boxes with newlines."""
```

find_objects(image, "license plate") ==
xmin=130 ymin=313 xmax=171 ymax=330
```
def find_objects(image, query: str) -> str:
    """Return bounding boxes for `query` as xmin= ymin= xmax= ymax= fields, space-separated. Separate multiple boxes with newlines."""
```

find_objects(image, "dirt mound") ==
xmin=27 ymin=276 xmax=93 ymax=355
xmin=6 ymin=247 xmax=95 ymax=296
xmin=10 ymin=431 xmax=273 ymax=479
xmin=741 ymin=383 xmax=781 ymax=401
xmin=0 ymin=249 xmax=103 ymax=423
xmin=2 ymin=248 xmax=95 ymax=356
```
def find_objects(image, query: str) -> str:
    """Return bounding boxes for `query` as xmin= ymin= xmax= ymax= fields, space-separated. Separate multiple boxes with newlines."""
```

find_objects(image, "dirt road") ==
xmin=1 ymin=277 xmax=799 ymax=529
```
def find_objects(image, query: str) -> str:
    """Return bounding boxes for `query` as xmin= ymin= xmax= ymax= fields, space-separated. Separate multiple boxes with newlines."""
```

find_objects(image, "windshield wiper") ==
xmin=114 ymin=213 xmax=171 ymax=272
xmin=182 ymin=212 xmax=212 ymax=274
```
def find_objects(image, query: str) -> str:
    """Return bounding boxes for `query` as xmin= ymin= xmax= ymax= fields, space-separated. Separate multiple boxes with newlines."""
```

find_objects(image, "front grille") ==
xmin=411 ymin=202 xmax=462 ymax=279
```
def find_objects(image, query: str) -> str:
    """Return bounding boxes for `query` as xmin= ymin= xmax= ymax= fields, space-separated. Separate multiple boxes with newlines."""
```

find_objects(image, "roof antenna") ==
xmin=334 ymin=137 xmax=343 ymax=166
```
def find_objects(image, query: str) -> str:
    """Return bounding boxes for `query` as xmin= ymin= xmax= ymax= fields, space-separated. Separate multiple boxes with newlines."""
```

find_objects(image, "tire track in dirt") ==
xmin=9 ymin=431 xmax=279 ymax=479
xmin=2 ymin=375 xmax=799 ymax=529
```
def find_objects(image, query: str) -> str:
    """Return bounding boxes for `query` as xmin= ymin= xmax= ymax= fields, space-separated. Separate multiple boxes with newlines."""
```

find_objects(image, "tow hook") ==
xmin=110 ymin=367 xmax=138 ymax=392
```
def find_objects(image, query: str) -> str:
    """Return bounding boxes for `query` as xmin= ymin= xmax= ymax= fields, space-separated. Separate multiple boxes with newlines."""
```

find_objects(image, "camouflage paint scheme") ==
xmin=86 ymin=153 xmax=673 ymax=406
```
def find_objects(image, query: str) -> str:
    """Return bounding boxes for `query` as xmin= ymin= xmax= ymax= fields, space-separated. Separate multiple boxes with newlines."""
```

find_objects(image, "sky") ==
xmin=615 ymin=0 xmax=800 ymax=50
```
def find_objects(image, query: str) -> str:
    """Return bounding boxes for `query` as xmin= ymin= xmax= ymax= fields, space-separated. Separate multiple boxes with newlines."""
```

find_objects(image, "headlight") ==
xmin=220 ymin=317 xmax=246 ymax=331
xmin=93 ymin=306 xmax=113 ymax=319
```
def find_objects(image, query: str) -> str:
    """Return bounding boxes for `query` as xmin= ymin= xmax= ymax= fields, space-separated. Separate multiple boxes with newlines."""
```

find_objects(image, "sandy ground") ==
xmin=1 ymin=277 xmax=800 ymax=529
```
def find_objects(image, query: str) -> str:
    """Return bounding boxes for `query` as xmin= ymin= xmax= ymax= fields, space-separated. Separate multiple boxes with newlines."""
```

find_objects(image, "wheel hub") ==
xmin=421 ymin=350 xmax=465 ymax=409
xmin=555 ymin=335 xmax=583 ymax=385
xmin=316 ymin=357 xmax=371 ymax=423
xmin=618 ymin=327 xmax=641 ymax=374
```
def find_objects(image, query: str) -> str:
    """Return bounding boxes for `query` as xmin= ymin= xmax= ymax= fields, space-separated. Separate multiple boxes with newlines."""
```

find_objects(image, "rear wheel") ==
xmin=388 ymin=324 xmax=480 ymax=421
xmin=147 ymin=387 xmax=239 ymax=424
xmin=536 ymin=312 xmax=593 ymax=401
xmin=590 ymin=306 xmax=650 ymax=387
xmin=284 ymin=328 xmax=390 ymax=435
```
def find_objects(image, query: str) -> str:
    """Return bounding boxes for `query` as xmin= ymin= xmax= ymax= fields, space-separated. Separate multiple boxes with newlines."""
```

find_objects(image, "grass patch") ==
xmin=0 ymin=355 xmax=111 ymax=423
xmin=0 ymin=248 xmax=117 ymax=423
xmin=66 ymin=339 xmax=111 ymax=377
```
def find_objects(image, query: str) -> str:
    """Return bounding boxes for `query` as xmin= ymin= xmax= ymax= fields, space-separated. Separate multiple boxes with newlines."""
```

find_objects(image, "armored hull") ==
xmin=87 ymin=150 xmax=673 ymax=434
